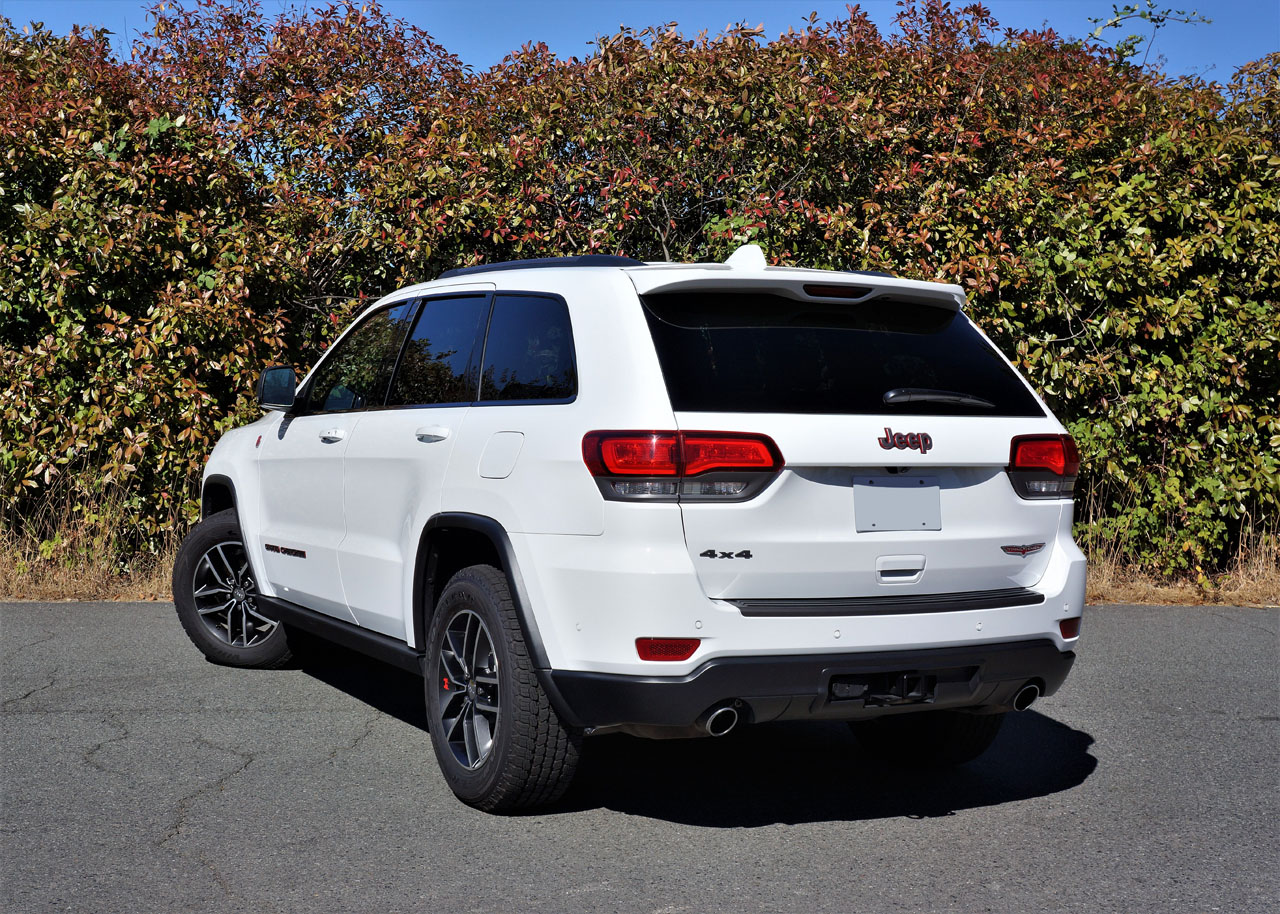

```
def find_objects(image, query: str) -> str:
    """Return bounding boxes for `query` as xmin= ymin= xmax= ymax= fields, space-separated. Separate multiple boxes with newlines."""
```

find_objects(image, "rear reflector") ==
xmin=1008 ymin=434 xmax=1080 ymax=499
xmin=1059 ymin=617 xmax=1081 ymax=639
xmin=636 ymin=638 xmax=701 ymax=661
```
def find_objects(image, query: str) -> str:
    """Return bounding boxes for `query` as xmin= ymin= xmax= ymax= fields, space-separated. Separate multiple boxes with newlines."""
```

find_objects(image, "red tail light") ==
xmin=583 ymin=431 xmax=783 ymax=502
xmin=681 ymin=434 xmax=781 ymax=475
xmin=1059 ymin=617 xmax=1081 ymax=640
xmin=586 ymin=433 xmax=679 ymax=476
xmin=636 ymin=637 xmax=700 ymax=661
xmin=1008 ymin=434 xmax=1080 ymax=499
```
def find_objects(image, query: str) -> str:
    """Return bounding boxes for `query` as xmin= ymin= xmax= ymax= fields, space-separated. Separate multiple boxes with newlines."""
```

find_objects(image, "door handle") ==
xmin=415 ymin=426 xmax=451 ymax=443
xmin=319 ymin=429 xmax=346 ymax=443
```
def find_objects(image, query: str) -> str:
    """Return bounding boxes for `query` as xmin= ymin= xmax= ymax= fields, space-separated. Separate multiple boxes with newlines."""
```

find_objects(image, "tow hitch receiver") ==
xmin=830 ymin=672 xmax=938 ymax=706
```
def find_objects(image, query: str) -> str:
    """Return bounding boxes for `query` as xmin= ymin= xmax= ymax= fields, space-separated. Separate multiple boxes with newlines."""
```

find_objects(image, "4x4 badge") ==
xmin=1001 ymin=543 xmax=1045 ymax=557
xmin=877 ymin=427 xmax=933 ymax=454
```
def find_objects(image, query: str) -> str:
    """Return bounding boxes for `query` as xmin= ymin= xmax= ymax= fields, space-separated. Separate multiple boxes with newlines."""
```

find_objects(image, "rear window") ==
xmin=641 ymin=292 xmax=1044 ymax=417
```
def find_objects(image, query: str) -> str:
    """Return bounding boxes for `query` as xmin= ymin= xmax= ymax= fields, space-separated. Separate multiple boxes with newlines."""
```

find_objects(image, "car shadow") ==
xmin=561 ymin=712 xmax=1096 ymax=826
xmin=290 ymin=636 xmax=430 ymax=732
xmin=287 ymin=642 xmax=1097 ymax=827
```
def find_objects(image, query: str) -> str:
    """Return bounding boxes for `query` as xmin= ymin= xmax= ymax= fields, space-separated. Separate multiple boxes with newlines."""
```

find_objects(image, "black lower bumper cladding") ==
xmin=551 ymin=639 xmax=1074 ymax=729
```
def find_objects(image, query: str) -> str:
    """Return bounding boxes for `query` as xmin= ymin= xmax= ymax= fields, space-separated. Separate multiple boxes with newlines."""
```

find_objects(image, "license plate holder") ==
xmin=853 ymin=475 xmax=941 ymax=532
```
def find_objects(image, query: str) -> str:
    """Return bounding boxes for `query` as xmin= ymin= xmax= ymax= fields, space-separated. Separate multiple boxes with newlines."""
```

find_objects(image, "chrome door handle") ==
xmin=415 ymin=426 xmax=451 ymax=443
xmin=319 ymin=429 xmax=346 ymax=443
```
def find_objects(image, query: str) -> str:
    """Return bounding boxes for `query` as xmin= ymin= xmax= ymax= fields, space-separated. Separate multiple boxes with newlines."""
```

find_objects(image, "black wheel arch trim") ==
xmin=412 ymin=512 xmax=583 ymax=729
xmin=201 ymin=474 xmax=238 ymax=520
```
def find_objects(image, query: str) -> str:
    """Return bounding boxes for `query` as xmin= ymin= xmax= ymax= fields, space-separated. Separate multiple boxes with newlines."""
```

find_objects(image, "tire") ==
xmin=424 ymin=564 xmax=580 ymax=812
xmin=172 ymin=509 xmax=293 ymax=669
xmin=849 ymin=709 xmax=1006 ymax=767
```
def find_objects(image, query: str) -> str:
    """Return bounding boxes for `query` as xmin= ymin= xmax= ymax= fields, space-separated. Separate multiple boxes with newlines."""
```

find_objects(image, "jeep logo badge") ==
xmin=877 ymin=427 xmax=933 ymax=454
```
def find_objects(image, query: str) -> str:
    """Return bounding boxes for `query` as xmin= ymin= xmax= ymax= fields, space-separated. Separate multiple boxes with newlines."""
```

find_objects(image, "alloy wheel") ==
xmin=436 ymin=610 xmax=501 ymax=769
xmin=191 ymin=541 xmax=278 ymax=648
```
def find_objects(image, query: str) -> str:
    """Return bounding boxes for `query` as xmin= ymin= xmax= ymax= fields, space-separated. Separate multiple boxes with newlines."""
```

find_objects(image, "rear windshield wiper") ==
xmin=882 ymin=388 xmax=995 ymax=409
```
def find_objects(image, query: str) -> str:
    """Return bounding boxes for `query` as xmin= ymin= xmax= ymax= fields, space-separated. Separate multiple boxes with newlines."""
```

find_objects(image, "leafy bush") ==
xmin=1 ymin=1 xmax=1276 ymax=577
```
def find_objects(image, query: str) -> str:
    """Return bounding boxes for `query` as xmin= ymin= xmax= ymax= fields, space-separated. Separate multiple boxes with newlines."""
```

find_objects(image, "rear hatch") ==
xmin=631 ymin=274 xmax=1068 ymax=602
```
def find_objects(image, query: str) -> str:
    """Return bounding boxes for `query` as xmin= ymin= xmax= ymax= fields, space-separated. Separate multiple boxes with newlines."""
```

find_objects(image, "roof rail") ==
xmin=438 ymin=255 xmax=646 ymax=280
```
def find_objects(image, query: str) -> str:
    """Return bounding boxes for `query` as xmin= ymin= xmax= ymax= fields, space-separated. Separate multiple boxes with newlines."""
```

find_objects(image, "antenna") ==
xmin=724 ymin=244 xmax=767 ymax=270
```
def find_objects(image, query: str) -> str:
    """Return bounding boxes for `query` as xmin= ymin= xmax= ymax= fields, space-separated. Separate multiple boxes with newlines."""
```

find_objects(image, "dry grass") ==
xmin=0 ymin=487 xmax=178 ymax=603
xmin=1086 ymin=526 xmax=1279 ymax=607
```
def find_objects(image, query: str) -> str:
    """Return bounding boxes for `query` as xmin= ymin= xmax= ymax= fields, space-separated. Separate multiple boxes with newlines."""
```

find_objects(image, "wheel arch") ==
xmin=412 ymin=514 xmax=545 ymax=665
xmin=201 ymin=474 xmax=237 ymax=520
xmin=412 ymin=513 xmax=581 ymax=727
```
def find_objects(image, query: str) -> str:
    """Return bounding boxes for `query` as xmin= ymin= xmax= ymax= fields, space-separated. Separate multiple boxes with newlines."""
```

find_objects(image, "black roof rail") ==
xmin=438 ymin=255 xmax=646 ymax=280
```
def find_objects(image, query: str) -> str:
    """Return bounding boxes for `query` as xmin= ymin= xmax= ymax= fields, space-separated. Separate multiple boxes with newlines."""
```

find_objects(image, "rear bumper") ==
xmin=550 ymin=638 xmax=1074 ymax=729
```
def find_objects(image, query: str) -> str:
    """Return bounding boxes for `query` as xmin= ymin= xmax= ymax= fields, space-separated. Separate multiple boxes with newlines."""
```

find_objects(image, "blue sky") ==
xmin=3 ymin=0 xmax=1276 ymax=81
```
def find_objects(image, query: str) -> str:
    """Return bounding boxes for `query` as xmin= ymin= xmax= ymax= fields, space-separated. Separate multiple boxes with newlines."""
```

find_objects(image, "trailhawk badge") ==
xmin=1001 ymin=543 xmax=1045 ymax=557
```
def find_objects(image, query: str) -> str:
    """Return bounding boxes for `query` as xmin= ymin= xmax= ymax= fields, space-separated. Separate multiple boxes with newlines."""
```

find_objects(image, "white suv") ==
xmin=173 ymin=245 xmax=1085 ymax=811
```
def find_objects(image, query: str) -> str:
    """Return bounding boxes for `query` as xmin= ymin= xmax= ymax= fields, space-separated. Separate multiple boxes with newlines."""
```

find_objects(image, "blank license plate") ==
xmin=853 ymin=476 xmax=941 ymax=532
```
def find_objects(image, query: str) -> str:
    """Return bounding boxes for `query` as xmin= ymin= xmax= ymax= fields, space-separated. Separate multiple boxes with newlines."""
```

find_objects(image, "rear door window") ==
xmin=478 ymin=294 xmax=577 ymax=402
xmin=641 ymin=292 xmax=1044 ymax=417
xmin=387 ymin=295 xmax=490 ymax=406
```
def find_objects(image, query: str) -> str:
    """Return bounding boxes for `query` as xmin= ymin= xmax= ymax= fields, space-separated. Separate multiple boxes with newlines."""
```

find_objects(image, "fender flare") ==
xmin=413 ymin=513 xmax=582 ymax=728
xmin=201 ymin=474 xmax=238 ymax=519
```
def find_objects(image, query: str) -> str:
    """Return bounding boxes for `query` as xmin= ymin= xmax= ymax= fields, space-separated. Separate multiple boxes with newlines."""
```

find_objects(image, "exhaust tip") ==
xmin=1013 ymin=683 xmax=1041 ymax=712
xmin=704 ymin=705 xmax=739 ymax=737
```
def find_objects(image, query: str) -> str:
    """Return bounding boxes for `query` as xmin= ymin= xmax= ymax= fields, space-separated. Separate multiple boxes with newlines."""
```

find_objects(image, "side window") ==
xmin=478 ymin=294 xmax=577 ymax=402
xmin=304 ymin=302 xmax=417 ymax=413
xmin=387 ymin=295 xmax=490 ymax=406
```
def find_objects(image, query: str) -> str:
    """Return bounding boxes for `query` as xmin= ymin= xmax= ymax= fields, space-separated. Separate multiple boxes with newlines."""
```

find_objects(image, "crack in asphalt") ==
xmin=156 ymin=738 xmax=257 ymax=847
xmin=2 ymin=667 xmax=59 ymax=709
xmin=1 ymin=631 xmax=56 ymax=657
xmin=1206 ymin=609 xmax=1278 ymax=637
xmin=326 ymin=711 xmax=380 ymax=761
xmin=82 ymin=712 xmax=131 ymax=775
xmin=154 ymin=738 xmax=258 ymax=901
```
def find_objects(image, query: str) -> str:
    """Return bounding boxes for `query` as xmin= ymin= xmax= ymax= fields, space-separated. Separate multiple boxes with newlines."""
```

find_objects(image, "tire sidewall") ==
xmin=424 ymin=573 xmax=517 ymax=804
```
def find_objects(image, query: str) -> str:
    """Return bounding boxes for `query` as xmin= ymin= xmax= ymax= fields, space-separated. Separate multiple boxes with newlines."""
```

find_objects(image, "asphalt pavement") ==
xmin=2 ymin=601 xmax=1277 ymax=914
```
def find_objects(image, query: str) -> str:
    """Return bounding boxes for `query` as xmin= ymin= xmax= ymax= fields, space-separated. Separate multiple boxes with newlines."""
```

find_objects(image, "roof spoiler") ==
xmin=627 ymin=245 xmax=965 ymax=312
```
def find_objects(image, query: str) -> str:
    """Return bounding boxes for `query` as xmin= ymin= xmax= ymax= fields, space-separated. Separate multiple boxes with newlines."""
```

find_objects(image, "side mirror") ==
xmin=257 ymin=365 xmax=297 ymax=411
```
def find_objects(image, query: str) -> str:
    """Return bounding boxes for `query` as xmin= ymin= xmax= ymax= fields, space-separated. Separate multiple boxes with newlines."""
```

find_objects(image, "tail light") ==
xmin=583 ymin=431 xmax=783 ymax=502
xmin=1008 ymin=434 xmax=1080 ymax=499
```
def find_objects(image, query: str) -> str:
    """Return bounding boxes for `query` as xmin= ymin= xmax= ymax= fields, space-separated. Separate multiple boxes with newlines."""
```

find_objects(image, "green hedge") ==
xmin=1 ymin=1 xmax=1276 ymax=576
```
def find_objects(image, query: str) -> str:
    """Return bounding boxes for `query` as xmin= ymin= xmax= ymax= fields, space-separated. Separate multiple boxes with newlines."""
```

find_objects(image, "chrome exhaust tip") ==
xmin=1012 ymin=683 xmax=1041 ymax=712
xmin=703 ymin=705 xmax=739 ymax=737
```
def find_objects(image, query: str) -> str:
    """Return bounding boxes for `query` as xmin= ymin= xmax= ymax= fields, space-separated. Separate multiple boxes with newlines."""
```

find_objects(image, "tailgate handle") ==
xmin=876 ymin=555 xmax=925 ymax=585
